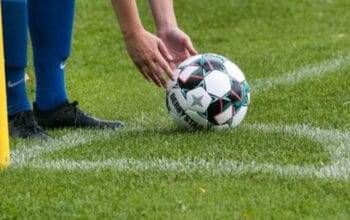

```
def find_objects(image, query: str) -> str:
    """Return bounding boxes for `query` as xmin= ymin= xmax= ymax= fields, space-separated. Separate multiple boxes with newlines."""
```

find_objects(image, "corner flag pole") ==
xmin=0 ymin=3 xmax=10 ymax=169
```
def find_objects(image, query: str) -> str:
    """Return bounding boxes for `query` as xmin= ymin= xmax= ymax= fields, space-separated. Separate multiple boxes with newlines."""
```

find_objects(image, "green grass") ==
xmin=1 ymin=0 xmax=350 ymax=219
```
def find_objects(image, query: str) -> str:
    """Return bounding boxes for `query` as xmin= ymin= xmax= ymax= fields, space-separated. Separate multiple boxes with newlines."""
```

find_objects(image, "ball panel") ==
xmin=177 ymin=66 xmax=205 ymax=90
xmin=198 ymin=54 xmax=226 ymax=72
xmin=179 ymin=66 xmax=200 ymax=83
xmin=214 ymin=104 xmax=233 ymax=125
xmin=207 ymin=98 xmax=232 ymax=125
xmin=167 ymin=93 xmax=181 ymax=118
xmin=204 ymin=70 xmax=231 ymax=97
xmin=167 ymin=88 xmax=189 ymax=117
xmin=229 ymin=80 xmax=243 ymax=102
xmin=223 ymin=60 xmax=245 ymax=83
xmin=186 ymin=87 xmax=212 ymax=113
xmin=203 ymin=53 xmax=227 ymax=63
xmin=167 ymin=92 xmax=198 ymax=130
xmin=230 ymin=105 xmax=248 ymax=128
xmin=178 ymin=54 xmax=202 ymax=68
xmin=186 ymin=110 xmax=209 ymax=130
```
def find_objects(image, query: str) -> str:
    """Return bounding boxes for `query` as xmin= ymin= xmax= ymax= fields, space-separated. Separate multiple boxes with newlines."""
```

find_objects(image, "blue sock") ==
xmin=28 ymin=0 xmax=75 ymax=111
xmin=2 ymin=0 xmax=32 ymax=116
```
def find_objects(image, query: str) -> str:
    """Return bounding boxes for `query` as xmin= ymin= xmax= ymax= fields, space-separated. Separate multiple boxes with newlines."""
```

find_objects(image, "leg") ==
xmin=28 ymin=0 xmax=124 ymax=130
xmin=2 ymin=0 xmax=48 ymax=139
xmin=28 ymin=0 xmax=75 ymax=111
xmin=2 ymin=0 xmax=31 ymax=116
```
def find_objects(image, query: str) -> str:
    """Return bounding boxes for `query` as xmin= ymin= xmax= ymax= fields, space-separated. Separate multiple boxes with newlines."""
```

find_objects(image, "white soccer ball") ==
xmin=166 ymin=53 xmax=250 ymax=130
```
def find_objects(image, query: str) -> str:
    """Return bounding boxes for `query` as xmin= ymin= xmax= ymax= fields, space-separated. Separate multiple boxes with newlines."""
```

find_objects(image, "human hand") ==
xmin=124 ymin=29 xmax=174 ymax=88
xmin=157 ymin=28 xmax=198 ymax=69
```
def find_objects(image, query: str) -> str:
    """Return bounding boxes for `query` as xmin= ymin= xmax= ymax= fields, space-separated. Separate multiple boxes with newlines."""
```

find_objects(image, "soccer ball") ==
xmin=166 ymin=53 xmax=250 ymax=130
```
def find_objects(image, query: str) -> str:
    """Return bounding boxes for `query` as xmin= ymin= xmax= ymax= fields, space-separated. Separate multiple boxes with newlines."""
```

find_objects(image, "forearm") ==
xmin=148 ymin=0 xmax=177 ymax=31
xmin=110 ymin=0 xmax=144 ymax=38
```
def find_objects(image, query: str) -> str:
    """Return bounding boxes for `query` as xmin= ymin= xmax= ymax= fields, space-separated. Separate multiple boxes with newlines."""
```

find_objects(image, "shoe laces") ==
xmin=62 ymin=101 xmax=91 ymax=124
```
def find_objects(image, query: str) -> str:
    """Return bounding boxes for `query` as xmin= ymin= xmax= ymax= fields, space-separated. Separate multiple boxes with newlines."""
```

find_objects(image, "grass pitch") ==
xmin=1 ymin=0 xmax=350 ymax=219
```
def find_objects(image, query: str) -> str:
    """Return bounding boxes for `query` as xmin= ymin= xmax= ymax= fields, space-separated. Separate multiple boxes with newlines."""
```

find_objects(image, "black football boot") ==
xmin=33 ymin=101 xmax=124 ymax=130
xmin=9 ymin=111 xmax=50 ymax=139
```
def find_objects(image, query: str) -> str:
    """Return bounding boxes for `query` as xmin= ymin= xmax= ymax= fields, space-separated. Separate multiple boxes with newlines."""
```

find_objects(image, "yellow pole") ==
xmin=0 ymin=3 xmax=10 ymax=169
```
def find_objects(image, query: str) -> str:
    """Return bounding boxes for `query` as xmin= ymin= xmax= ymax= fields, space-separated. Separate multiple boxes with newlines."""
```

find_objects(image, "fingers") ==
xmin=137 ymin=58 xmax=173 ymax=88
xmin=158 ymin=40 xmax=173 ymax=61
xmin=130 ymin=33 xmax=175 ymax=88
xmin=142 ymin=65 xmax=162 ymax=87
xmin=184 ymin=38 xmax=198 ymax=56
xmin=135 ymin=62 xmax=151 ymax=82
xmin=155 ymin=52 xmax=174 ymax=80
xmin=169 ymin=62 xmax=177 ymax=70
xmin=148 ymin=61 xmax=167 ymax=88
xmin=157 ymin=41 xmax=175 ymax=78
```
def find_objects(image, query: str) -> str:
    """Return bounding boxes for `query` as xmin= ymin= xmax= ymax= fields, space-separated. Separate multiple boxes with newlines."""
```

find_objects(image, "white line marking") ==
xmin=23 ymin=158 xmax=350 ymax=180
xmin=245 ymin=123 xmax=350 ymax=161
xmin=252 ymin=53 xmax=350 ymax=93
xmin=11 ymin=129 xmax=117 ymax=166
xmin=13 ymin=123 xmax=350 ymax=180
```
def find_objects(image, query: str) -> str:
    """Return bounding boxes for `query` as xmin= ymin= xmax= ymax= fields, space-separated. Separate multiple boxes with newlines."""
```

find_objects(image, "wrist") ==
xmin=156 ymin=23 xmax=178 ymax=35
xmin=122 ymin=25 xmax=145 ymax=40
